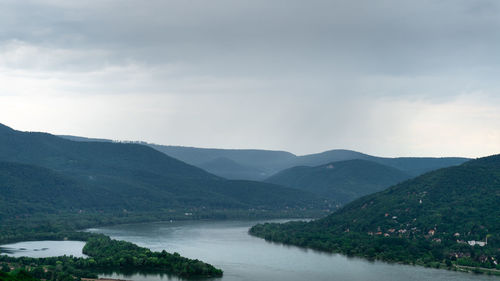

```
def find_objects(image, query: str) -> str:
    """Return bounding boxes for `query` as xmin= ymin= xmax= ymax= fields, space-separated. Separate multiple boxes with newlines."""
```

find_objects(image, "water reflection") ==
xmin=97 ymin=268 xmax=222 ymax=281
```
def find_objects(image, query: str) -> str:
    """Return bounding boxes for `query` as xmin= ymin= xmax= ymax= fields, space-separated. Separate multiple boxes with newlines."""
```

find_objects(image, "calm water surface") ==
xmin=0 ymin=241 xmax=86 ymax=258
xmin=87 ymin=220 xmax=496 ymax=281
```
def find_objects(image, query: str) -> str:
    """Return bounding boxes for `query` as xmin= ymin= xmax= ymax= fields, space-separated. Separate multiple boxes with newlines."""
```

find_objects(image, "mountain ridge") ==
xmin=0 ymin=123 xmax=328 ymax=215
xmin=58 ymin=135 xmax=469 ymax=180
xmin=266 ymin=159 xmax=412 ymax=204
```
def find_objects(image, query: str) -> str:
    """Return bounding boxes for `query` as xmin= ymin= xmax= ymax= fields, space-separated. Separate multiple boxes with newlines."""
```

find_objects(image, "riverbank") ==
xmin=0 ymin=211 xmax=317 ymax=281
xmin=81 ymin=278 xmax=131 ymax=281
xmin=248 ymin=222 xmax=499 ymax=277
xmin=88 ymin=219 xmax=497 ymax=281
xmin=0 ymin=208 xmax=326 ymax=245
xmin=454 ymin=265 xmax=500 ymax=276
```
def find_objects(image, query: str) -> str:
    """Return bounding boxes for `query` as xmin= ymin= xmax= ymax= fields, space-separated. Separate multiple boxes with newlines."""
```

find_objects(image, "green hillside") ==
xmin=0 ymin=124 xmax=327 ymax=215
xmin=60 ymin=135 xmax=468 ymax=180
xmin=0 ymin=161 xmax=103 ymax=217
xmin=250 ymin=154 xmax=500 ymax=271
xmin=266 ymin=159 xmax=412 ymax=204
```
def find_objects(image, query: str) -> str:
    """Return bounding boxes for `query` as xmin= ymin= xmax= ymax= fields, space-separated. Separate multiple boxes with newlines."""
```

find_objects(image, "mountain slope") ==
xmin=266 ymin=159 xmax=412 ymax=203
xmin=198 ymin=157 xmax=267 ymax=180
xmin=148 ymin=144 xmax=295 ymax=180
xmin=0 ymin=161 xmax=102 ymax=216
xmin=250 ymin=154 xmax=500 ymax=269
xmin=292 ymin=149 xmax=469 ymax=176
xmin=0 ymin=124 xmax=326 ymax=214
xmin=155 ymin=146 xmax=468 ymax=179
xmin=0 ymin=126 xmax=214 ymax=181
xmin=59 ymin=135 xmax=469 ymax=180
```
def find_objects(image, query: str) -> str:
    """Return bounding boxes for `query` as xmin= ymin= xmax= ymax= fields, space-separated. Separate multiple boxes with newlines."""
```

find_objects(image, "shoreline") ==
xmin=82 ymin=278 xmax=132 ymax=281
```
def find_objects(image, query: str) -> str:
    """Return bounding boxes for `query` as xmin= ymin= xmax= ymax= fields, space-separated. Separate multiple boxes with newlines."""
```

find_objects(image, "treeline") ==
xmin=0 ymin=270 xmax=39 ymax=281
xmin=0 ymin=206 xmax=321 ymax=246
xmin=250 ymin=222 xmax=500 ymax=271
xmin=82 ymin=236 xmax=223 ymax=277
xmin=1 ymin=213 xmax=225 ymax=280
xmin=0 ymin=206 xmax=318 ymax=280
xmin=1 ymin=256 xmax=98 ymax=281
xmin=0 ymin=235 xmax=222 ymax=281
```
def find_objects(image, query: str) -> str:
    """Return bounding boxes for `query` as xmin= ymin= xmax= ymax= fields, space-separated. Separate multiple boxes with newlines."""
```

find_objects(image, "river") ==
xmin=85 ymin=219 xmax=496 ymax=281
xmin=0 ymin=241 xmax=87 ymax=258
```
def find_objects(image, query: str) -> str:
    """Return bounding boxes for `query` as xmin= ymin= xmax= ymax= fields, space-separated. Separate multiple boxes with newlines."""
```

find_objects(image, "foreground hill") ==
xmin=250 ymin=154 xmax=500 ymax=271
xmin=60 ymin=135 xmax=469 ymax=180
xmin=0 ymin=123 xmax=327 ymax=215
xmin=266 ymin=159 xmax=412 ymax=204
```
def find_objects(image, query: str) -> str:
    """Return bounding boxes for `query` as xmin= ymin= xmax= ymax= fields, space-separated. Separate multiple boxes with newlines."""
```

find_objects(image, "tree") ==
xmin=1 ymin=263 xmax=11 ymax=272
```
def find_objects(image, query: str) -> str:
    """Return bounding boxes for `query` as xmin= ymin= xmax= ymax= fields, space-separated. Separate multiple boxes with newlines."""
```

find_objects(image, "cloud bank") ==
xmin=0 ymin=0 xmax=499 ymax=157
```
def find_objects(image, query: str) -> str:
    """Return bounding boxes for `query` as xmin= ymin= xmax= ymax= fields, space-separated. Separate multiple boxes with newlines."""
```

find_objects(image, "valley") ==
xmin=0 ymin=124 xmax=498 ymax=280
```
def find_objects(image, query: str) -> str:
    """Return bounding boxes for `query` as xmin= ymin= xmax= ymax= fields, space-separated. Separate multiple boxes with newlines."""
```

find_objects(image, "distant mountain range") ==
xmin=0 ymin=124 xmax=326 ymax=217
xmin=266 ymin=159 xmax=412 ymax=204
xmin=250 ymin=154 xmax=500 ymax=269
xmin=59 ymin=135 xmax=469 ymax=181
xmin=58 ymin=134 xmax=470 ymax=205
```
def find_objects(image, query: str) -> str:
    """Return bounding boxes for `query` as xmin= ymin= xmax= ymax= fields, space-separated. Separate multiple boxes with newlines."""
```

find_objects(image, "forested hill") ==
xmin=0 ymin=123 xmax=327 ymax=215
xmin=310 ymin=155 xmax=500 ymax=235
xmin=266 ymin=159 xmax=412 ymax=204
xmin=59 ymin=135 xmax=469 ymax=181
xmin=0 ymin=124 xmax=216 ymax=181
xmin=144 ymin=146 xmax=469 ymax=180
xmin=0 ymin=161 xmax=102 ymax=215
xmin=250 ymin=154 xmax=500 ymax=270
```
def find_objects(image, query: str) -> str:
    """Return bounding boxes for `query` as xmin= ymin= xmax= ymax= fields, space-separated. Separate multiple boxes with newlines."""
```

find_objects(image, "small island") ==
xmin=0 ymin=234 xmax=223 ymax=281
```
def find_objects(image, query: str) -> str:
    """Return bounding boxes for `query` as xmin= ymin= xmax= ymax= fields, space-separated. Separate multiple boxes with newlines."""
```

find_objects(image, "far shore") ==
xmin=82 ymin=278 xmax=132 ymax=281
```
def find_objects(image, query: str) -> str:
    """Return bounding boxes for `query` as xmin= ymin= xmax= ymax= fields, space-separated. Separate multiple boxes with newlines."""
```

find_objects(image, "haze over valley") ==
xmin=1 ymin=123 xmax=499 ymax=280
xmin=1 ymin=1 xmax=499 ymax=280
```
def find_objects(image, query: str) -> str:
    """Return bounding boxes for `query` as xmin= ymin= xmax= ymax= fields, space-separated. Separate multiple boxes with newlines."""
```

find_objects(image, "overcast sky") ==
xmin=1 ymin=0 xmax=499 ymax=157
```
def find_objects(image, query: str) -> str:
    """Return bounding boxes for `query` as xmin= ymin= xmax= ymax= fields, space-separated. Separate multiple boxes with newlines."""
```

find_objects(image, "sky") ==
xmin=0 ymin=0 xmax=499 ymax=158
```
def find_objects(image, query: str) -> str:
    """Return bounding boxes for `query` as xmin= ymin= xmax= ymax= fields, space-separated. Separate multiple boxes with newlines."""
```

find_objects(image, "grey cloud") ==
xmin=4 ymin=1 xmax=500 ymax=75
xmin=1 ymin=0 xmax=499 ymax=156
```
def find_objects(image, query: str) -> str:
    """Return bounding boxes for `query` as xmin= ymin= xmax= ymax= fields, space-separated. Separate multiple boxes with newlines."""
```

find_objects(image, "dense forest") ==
xmin=266 ymin=159 xmax=411 ymax=204
xmin=0 ymin=123 xmax=331 ymax=217
xmin=250 ymin=155 xmax=500 ymax=274
xmin=0 ymin=270 xmax=39 ymax=281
